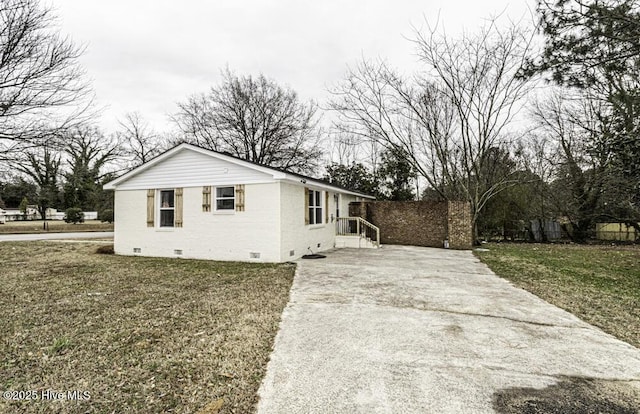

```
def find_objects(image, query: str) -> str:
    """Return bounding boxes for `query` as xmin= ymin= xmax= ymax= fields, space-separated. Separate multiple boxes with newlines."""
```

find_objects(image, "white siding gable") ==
xmin=116 ymin=148 xmax=274 ymax=190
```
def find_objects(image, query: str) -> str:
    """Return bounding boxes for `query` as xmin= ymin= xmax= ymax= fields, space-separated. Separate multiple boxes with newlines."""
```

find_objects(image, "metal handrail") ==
xmin=336 ymin=216 xmax=380 ymax=247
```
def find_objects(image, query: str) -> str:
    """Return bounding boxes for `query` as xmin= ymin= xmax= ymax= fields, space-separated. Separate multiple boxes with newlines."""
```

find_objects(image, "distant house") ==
xmin=596 ymin=223 xmax=639 ymax=242
xmin=104 ymin=143 xmax=375 ymax=262
xmin=2 ymin=207 xmax=38 ymax=221
xmin=0 ymin=207 xmax=89 ymax=221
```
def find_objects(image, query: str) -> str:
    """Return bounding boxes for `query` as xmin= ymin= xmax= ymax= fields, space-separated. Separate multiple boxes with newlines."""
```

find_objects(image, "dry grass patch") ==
xmin=476 ymin=243 xmax=640 ymax=348
xmin=0 ymin=220 xmax=113 ymax=234
xmin=0 ymin=242 xmax=295 ymax=413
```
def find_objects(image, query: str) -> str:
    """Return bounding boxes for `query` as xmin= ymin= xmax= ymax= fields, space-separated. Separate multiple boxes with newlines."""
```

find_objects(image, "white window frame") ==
xmin=308 ymin=189 xmax=323 ymax=225
xmin=214 ymin=185 xmax=235 ymax=213
xmin=158 ymin=189 xmax=175 ymax=228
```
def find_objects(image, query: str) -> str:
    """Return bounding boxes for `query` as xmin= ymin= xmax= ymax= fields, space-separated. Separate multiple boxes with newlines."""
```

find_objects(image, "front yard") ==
xmin=0 ymin=242 xmax=294 ymax=413
xmin=0 ymin=220 xmax=113 ymax=234
xmin=476 ymin=243 xmax=640 ymax=348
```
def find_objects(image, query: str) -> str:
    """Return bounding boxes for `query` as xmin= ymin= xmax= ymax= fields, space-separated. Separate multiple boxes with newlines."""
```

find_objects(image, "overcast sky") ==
xmin=49 ymin=0 xmax=534 ymax=134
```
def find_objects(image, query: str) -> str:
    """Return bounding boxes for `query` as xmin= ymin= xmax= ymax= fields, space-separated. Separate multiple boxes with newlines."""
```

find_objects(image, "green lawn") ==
xmin=0 ymin=220 xmax=113 ymax=234
xmin=475 ymin=243 xmax=640 ymax=348
xmin=0 ymin=242 xmax=295 ymax=414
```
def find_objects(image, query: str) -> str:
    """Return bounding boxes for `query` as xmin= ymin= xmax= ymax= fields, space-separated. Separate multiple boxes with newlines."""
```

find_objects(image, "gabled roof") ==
xmin=104 ymin=143 xmax=375 ymax=199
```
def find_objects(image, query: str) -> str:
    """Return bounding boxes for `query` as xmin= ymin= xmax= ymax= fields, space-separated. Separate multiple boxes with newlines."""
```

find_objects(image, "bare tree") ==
xmin=326 ymin=132 xmax=361 ymax=166
xmin=0 ymin=0 xmax=92 ymax=161
xmin=517 ymin=132 xmax=557 ymax=240
xmin=330 ymin=19 xmax=537 ymax=238
xmin=172 ymin=68 xmax=322 ymax=174
xmin=532 ymin=88 xmax=620 ymax=241
xmin=62 ymin=126 xmax=123 ymax=210
xmin=13 ymin=143 xmax=62 ymax=225
xmin=331 ymin=60 xmax=454 ymax=189
xmin=326 ymin=130 xmax=383 ymax=172
xmin=117 ymin=111 xmax=162 ymax=166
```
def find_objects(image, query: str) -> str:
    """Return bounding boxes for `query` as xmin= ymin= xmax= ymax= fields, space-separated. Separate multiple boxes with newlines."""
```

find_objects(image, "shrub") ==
xmin=19 ymin=196 xmax=28 ymax=217
xmin=64 ymin=207 xmax=84 ymax=224
xmin=99 ymin=208 xmax=114 ymax=223
xmin=95 ymin=245 xmax=114 ymax=254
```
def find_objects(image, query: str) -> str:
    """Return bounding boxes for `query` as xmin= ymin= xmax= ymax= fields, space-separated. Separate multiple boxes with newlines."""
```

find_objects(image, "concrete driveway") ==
xmin=257 ymin=245 xmax=640 ymax=413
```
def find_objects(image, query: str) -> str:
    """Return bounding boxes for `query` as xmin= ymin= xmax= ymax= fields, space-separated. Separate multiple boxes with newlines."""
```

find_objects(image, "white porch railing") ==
xmin=336 ymin=217 xmax=380 ymax=247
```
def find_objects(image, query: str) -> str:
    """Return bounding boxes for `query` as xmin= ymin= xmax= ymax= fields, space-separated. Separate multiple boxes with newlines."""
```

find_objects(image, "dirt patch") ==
xmin=493 ymin=377 xmax=640 ymax=414
xmin=444 ymin=324 xmax=464 ymax=336
xmin=95 ymin=244 xmax=114 ymax=254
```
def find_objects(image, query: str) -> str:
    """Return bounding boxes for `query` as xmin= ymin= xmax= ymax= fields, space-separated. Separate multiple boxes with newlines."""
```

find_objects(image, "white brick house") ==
xmin=104 ymin=143 xmax=374 ymax=262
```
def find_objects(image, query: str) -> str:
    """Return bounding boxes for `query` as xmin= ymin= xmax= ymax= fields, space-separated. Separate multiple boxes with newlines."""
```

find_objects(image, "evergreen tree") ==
xmin=378 ymin=148 xmax=415 ymax=201
xmin=324 ymin=162 xmax=382 ymax=198
xmin=524 ymin=0 xmax=640 ymax=230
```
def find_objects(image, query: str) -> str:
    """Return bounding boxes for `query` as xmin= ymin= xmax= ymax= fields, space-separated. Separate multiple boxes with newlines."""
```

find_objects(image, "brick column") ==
xmin=348 ymin=201 xmax=369 ymax=220
xmin=447 ymin=201 xmax=472 ymax=249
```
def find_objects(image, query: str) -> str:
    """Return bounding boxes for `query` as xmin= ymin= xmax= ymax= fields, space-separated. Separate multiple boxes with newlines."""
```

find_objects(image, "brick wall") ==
xmin=348 ymin=200 xmax=472 ymax=249
xmin=447 ymin=201 xmax=473 ymax=249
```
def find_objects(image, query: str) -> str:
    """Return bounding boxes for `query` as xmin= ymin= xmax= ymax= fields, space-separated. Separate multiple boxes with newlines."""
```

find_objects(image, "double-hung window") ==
xmin=159 ymin=189 xmax=175 ymax=227
xmin=215 ymin=186 xmax=235 ymax=211
xmin=308 ymin=189 xmax=323 ymax=225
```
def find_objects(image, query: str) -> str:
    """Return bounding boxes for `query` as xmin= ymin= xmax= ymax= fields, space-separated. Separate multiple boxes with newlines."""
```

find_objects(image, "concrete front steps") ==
xmin=335 ymin=235 xmax=379 ymax=249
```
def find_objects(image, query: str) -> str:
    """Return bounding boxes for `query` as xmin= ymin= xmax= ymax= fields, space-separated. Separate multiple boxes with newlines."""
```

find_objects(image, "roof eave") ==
xmin=280 ymin=174 xmax=375 ymax=199
xmin=103 ymin=144 xmax=189 ymax=190
xmin=103 ymin=143 xmax=375 ymax=199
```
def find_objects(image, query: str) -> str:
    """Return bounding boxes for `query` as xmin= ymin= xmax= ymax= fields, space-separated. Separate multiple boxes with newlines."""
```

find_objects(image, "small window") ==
xmin=308 ymin=190 xmax=323 ymax=225
xmin=159 ymin=189 xmax=175 ymax=227
xmin=215 ymin=186 xmax=235 ymax=211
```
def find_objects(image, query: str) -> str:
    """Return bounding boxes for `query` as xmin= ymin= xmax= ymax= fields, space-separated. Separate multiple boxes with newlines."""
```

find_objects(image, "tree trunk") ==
xmin=39 ymin=206 xmax=47 ymax=230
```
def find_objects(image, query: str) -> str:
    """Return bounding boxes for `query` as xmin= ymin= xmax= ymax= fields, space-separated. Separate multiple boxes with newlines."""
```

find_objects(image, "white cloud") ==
xmin=49 ymin=0 xmax=533 ymax=132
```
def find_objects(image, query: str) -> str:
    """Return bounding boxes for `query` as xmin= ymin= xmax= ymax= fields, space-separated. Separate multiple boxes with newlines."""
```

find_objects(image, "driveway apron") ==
xmin=257 ymin=245 xmax=640 ymax=413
